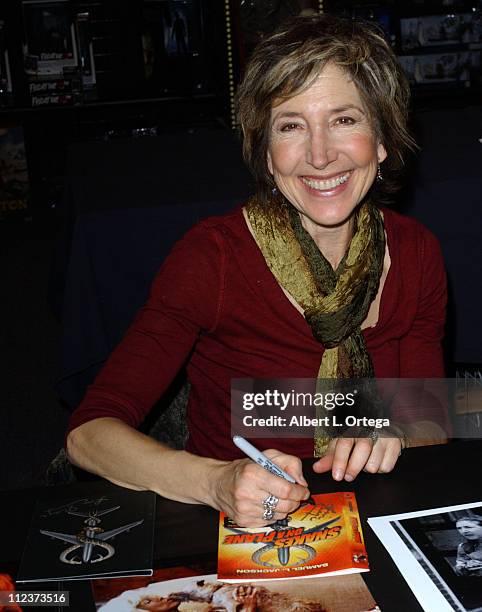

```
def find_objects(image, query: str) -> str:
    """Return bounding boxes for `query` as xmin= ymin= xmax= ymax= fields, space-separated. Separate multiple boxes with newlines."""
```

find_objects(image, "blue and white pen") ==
xmin=232 ymin=435 xmax=297 ymax=484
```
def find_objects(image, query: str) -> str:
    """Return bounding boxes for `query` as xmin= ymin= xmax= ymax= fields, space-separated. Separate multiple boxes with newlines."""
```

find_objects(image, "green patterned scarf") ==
xmin=246 ymin=195 xmax=386 ymax=454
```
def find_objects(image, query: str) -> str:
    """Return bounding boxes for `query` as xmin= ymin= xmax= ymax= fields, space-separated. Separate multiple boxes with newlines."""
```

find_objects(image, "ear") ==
xmin=377 ymin=142 xmax=387 ymax=164
xmin=267 ymin=148 xmax=274 ymax=175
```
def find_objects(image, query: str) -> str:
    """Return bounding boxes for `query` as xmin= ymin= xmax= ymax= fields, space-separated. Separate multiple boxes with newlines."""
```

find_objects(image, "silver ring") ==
xmin=262 ymin=506 xmax=275 ymax=521
xmin=263 ymin=493 xmax=279 ymax=508
xmin=262 ymin=493 xmax=279 ymax=521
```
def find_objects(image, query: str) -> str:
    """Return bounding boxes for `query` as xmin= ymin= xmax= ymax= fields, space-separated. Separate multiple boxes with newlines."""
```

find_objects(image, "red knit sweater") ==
xmin=67 ymin=206 xmax=447 ymax=460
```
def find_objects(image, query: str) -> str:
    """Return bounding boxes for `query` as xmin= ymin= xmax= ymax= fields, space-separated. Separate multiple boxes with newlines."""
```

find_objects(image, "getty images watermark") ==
xmin=240 ymin=387 xmax=388 ymax=429
xmin=230 ymin=378 xmax=482 ymax=440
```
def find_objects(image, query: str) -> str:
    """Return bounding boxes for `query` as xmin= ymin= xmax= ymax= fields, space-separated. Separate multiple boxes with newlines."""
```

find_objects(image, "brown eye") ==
xmin=280 ymin=122 xmax=299 ymax=131
xmin=336 ymin=116 xmax=355 ymax=125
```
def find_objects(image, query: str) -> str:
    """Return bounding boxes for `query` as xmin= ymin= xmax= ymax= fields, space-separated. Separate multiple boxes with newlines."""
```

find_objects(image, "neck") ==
xmin=300 ymin=214 xmax=355 ymax=270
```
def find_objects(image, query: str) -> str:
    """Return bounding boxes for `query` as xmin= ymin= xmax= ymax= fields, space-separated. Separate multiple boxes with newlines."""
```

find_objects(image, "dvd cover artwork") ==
xmin=16 ymin=482 xmax=155 ymax=583
xmin=23 ymin=1 xmax=74 ymax=59
xmin=400 ymin=14 xmax=481 ymax=51
xmin=22 ymin=0 xmax=78 ymax=77
xmin=31 ymin=93 xmax=73 ymax=106
xmin=398 ymin=51 xmax=479 ymax=85
xmin=0 ymin=126 xmax=30 ymax=220
xmin=218 ymin=492 xmax=369 ymax=582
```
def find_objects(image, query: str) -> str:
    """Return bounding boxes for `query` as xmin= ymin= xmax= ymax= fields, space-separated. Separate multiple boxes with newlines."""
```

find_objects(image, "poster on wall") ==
xmin=0 ymin=126 xmax=30 ymax=221
xmin=141 ymin=0 xmax=206 ymax=94
xmin=163 ymin=2 xmax=190 ymax=57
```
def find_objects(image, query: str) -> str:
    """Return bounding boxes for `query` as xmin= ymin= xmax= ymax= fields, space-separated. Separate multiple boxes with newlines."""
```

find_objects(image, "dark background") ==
xmin=1 ymin=0 xmax=481 ymax=491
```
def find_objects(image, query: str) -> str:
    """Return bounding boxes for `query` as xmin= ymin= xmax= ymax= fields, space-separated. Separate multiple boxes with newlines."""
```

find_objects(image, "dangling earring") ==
xmin=376 ymin=164 xmax=383 ymax=181
xmin=272 ymin=186 xmax=278 ymax=195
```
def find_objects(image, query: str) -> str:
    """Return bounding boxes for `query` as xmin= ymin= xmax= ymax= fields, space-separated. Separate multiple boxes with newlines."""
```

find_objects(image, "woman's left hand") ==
xmin=312 ymin=436 xmax=402 ymax=482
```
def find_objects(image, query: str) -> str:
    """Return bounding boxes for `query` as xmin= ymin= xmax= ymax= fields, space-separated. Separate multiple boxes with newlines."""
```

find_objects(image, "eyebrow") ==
xmin=272 ymin=104 xmax=366 ymax=121
xmin=331 ymin=104 xmax=365 ymax=115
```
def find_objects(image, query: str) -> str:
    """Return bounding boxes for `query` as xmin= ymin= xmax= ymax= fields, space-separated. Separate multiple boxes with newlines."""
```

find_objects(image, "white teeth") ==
xmin=302 ymin=173 xmax=350 ymax=190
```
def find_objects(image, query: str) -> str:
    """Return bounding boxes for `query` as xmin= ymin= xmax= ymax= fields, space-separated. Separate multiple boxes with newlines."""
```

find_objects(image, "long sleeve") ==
xmin=67 ymin=222 xmax=225 ymax=435
xmin=399 ymin=225 xmax=447 ymax=378
xmin=66 ymin=207 xmax=452 ymax=460
xmin=391 ymin=223 xmax=450 ymax=433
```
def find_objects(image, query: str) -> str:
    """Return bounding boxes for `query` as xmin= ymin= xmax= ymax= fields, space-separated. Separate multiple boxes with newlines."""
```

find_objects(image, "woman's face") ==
xmin=267 ymin=63 xmax=386 ymax=231
xmin=457 ymin=520 xmax=482 ymax=541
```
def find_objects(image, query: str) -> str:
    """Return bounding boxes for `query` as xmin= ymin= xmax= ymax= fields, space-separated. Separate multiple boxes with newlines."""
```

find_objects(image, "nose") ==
xmin=306 ymin=129 xmax=337 ymax=169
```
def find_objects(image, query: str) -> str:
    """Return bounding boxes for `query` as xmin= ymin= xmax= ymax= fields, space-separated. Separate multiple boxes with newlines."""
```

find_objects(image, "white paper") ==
xmin=368 ymin=501 xmax=482 ymax=612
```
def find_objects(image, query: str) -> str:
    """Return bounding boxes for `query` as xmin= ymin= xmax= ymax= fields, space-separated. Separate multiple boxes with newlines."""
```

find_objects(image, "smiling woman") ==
xmin=266 ymin=64 xmax=387 ymax=250
xmin=66 ymin=14 xmax=449 ymax=528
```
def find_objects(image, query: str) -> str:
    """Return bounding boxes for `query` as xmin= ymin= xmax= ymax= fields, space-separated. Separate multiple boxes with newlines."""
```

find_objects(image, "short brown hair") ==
xmin=235 ymin=14 xmax=416 ymax=203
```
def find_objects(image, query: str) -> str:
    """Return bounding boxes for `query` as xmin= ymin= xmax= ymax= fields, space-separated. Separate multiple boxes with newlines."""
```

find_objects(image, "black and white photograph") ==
xmin=370 ymin=503 xmax=482 ymax=612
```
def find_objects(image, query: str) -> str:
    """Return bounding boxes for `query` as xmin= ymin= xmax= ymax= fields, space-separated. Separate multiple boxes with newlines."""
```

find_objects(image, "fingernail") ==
xmin=344 ymin=474 xmax=354 ymax=482
xmin=334 ymin=469 xmax=344 ymax=481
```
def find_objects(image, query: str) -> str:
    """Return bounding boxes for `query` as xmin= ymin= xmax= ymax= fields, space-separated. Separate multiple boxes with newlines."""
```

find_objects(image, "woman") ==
xmin=455 ymin=517 xmax=482 ymax=576
xmin=66 ymin=15 xmax=448 ymax=527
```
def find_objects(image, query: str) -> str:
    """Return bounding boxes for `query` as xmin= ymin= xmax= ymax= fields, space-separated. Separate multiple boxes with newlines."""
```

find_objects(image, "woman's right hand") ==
xmin=209 ymin=449 xmax=310 ymax=527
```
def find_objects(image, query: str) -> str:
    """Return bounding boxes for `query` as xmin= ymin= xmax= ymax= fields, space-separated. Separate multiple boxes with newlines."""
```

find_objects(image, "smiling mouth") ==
xmin=301 ymin=172 xmax=351 ymax=191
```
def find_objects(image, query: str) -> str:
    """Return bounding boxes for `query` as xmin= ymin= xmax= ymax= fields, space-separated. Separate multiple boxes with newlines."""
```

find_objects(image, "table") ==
xmin=3 ymin=441 xmax=482 ymax=611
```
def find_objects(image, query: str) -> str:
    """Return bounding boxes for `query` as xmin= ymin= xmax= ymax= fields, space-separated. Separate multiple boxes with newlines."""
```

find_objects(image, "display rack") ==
xmin=0 ymin=0 xmax=229 ymax=219
xmin=325 ymin=0 xmax=482 ymax=102
xmin=0 ymin=0 xmax=479 ymax=219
